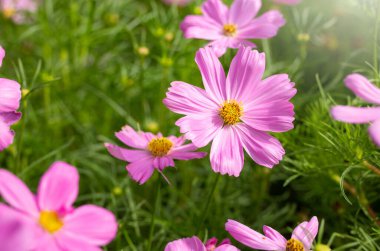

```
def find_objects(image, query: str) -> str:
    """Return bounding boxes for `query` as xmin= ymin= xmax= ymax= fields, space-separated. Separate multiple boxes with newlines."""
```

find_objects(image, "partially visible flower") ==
xmin=180 ymin=0 xmax=285 ymax=56
xmin=0 ymin=47 xmax=21 ymax=152
xmin=164 ymin=46 xmax=296 ymax=176
xmin=1 ymin=0 xmax=37 ymax=23
xmin=331 ymin=74 xmax=380 ymax=147
xmin=165 ymin=236 xmax=239 ymax=251
xmin=162 ymin=0 xmax=193 ymax=6
xmin=273 ymin=0 xmax=302 ymax=5
xmin=225 ymin=217 xmax=319 ymax=251
xmin=105 ymin=126 xmax=207 ymax=184
xmin=0 ymin=161 xmax=118 ymax=250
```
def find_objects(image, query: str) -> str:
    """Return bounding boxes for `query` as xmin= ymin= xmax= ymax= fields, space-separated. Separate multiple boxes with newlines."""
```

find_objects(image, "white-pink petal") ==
xmin=228 ymin=0 xmax=261 ymax=26
xmin=115 ymin=126 xmax=151 ymax=149
xmin=126 ymin=157 xmax=155 ymax=185
xmin=104 ymin=143 xmax=151 ymax=162
xmin=0 ymin=78 xmax=21 ymax=113
xmin=368 ymin=119 xmax=380 ymax=147
xmin=344 ymin=73 xmax=380 ymax=105
xmin=165 ymin=236 xmax=207 ymax=251
xmin=291 ymin=216 xmax=319 ymax=250
xmin=330 ymin=106 xmax=380 ymax=124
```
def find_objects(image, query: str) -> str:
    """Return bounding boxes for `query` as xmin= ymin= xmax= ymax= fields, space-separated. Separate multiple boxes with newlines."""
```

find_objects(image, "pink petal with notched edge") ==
xmin=273 ymin=0 xmax=301 ymax=5
xmin=163 ymin=81 xmax=219 ymax=116
xmin=126 ymin=157 xmax=155 ymax=184
xmin=170 ymin=144 xmax=207 ymax=160
xmin=225 ymin=220 xmax=283 ymax=250
xmin=226 ymin=46 xmax=265 ymax=102
xmin=180 ymin=15 xmax=223 ymax=40
xmin=330 ymin=106 xmax=380 ymax=124
xmin=263 ymin=226 xmax=287 ymax=248
xmin=202 ymin=0 xmax=228 ymax=25
xmin=236 ymin=124 xmax=285 ymax=168
xmin=0 ymin=112 xmax=22 ymax=125
xmin=37 ymin=161 xmax=79 ymax=213
xmin=0 ymin=47 xmax=5 ymax=67
xmin=176 ymin=113 xmax=223 ymax=148
xmin=239 ymin=10 xmax=286 ymax=39
xmin=0 ymin=78 xmax=21 ymax=113
xmin=210 ymin=126 xmax=244 ymax=177
xmin=61 ymin=205 xmax=117 ymax=247
xmin=368 ymin=119 xmax=380 ymax=147
xmin=153 ymin=156 xmax=175 ymax=171
xmin=291 ymin=216 xmax=319 ymax=250
xmin=167 ymin=135 xmax=186 ymax=147
xmin=344 ymin=74 xmax=380 ymax=105
xmin=0 ymin=169 xmax=39 ymax=217
xmin=165 ymin=236 xmax=207 ymax=251
xmin=242 ymin=74 xmax=296 ymax=132
xmin=115 ymin=126 xmax=151 ymax=149
xmin=195 ymin=47 xmax=227 ymax=103
xmin=0 ymin=120 xmax=15 ymax=152
xmin=104 ymin=143 xmax=151 ymax=162
xmin=228 ymin=0 xmax=262 ymax=26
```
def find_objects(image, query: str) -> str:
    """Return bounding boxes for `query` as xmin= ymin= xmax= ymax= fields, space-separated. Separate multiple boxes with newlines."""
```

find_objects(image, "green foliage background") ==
xmin=0 ymin=0 xmax=379 ymax=250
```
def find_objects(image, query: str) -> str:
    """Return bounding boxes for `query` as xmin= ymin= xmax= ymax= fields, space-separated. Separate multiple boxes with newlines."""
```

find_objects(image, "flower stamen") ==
xmin=286 ymin=238 xmax=305 ymax=251
xmin=148 ymin=137 xmax=173 ymax=157
xmin=223 ymin=24 xmax=237 ymax=37
xmin=39 ymin=211 xmax=63 ymax=234
xmin=219 ymin=100 xmax=243 ymax=125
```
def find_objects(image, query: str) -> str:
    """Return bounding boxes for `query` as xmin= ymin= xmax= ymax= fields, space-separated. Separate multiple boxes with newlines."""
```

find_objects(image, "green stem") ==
xmin=147 ymin=179 xmax=161 ymax=251
xmin=196 ymin=174 xmax=221 ymax=235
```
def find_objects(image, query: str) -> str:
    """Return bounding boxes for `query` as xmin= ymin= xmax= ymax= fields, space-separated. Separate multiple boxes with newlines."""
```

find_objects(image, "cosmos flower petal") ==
xmin=104 ymin=143 xmax=150 ymax=162
xmin=0 ymin=78 xmax=21 ymax=113
xmin=210 ymin=126 xmax=244 ymax=177
xmin=237 ymin=124 xmax=285 ymax=168
xmin=126 ymin=157 xmax=155 ymax=185
xmin=239 ymin=10 xmax=286 ymax=39
xmin=225 ymin=220 xmax=283 ymax=250
xmin=0 ymin=169 xmax=38 ymax=217
xmin=195 ymin=47 xmax=227 ymax=103
xmin=273 ymin=0 xmax=302 ymax=5
xmin=291 ymin=216 xmax=319 ymax=250
xmin=226 ymin=46 xmax=265 ymax=101
xmin=55 ymin=234 xmax=103 ymax=251
xmin=37 ymin=161 xmax=79 ymax=212
xmin=153 ymin=156 xmax=175 ymax=171
xmin=202 ymin=0 xmax=229 ymax=25
xmin=115 ymin=126 xmax=154 ymax=149
xmin=176 ymin=113 xmax=223 ymax=148
xmin=33 ymin=233 xmax=62 ymax=251
xmin=263 ymin=226 xmax=287 ymax=247
xmin=62 ymin=205 xmax=118 ymax=246
xmin=180 ymin=15 xmax=224 ymax=40
xmin=228 ymin=0 xmax=261 ymax=26
xmin=0 ymin=120 xmax=15 ymax=152
xmin=0 ymin=47 xmax=5 ymax=67
xmin=0 ymin=112 xmax=22 ymax=125
xmin=330 ymin=106 xmax=380 ymax=124
xmin=344 ymin=74 xmax=380 ymax=105
xmin=214 ymin=245 xmax=240 ymax=251
xmin=368 ymin=119 xmax=380 ymax=147
xmin=170 ymin=144 xmax=207 ymax=160
xmin=164 ymin=81 xmax=219 ymax=116
xmin=165 ymin=236 xmax=207 ymax=251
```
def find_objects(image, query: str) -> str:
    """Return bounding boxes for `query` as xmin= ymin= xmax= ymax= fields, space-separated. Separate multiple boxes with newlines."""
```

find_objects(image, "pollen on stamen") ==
xmin=148 ymin=137 xmax=173 ymax=157
xmin=219 ymin=100 xmax=243 ymax=125
xmin=223 ymin=24 xmax=237 ymax=37
xmin=286 ymin=238 xmax=305 ymax=251
xmin=39 ymin=211 xmax=64 ymax=234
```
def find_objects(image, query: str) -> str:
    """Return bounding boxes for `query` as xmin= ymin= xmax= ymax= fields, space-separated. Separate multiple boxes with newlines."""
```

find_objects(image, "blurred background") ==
xmin=0 ymin=0 xmax=379 ymax=250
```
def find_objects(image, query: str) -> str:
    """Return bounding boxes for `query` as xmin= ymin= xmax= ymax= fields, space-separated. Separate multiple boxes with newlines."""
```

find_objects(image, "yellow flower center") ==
xmin=219 ymin=100 xmax=243 ymax=125
xmin=39 ymin=211 xmax=64 ymax=234
xmin=223 ymin=24 xmax=237 ymax=37
xmin=147 ymin=137 xmax=173 ymax=157
xmin=286 ymin=239 xmax=305 ymax=251
xmin=3 ymin=8 xmax=15 ymax=18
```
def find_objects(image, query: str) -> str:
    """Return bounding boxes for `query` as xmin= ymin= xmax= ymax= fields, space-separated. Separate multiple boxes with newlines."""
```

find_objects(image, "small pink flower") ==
xmin=0 ymin=47 xmax=21 ymax=152
xmin=331 ymin=74 xmax=380 ymax=147
xmin=225 ymin=217 xmax=319 ymax=251
xmin=272 ymin=0 xmax=302 ymax=5
xmin=1 ymin=0 xmax=37 ymax=23
xmin=105 ymin=125 xmax=207 ymax=184
xmin=164 ymin=46 xmax=296 ymax=176
xmin=180 ymin=0 xmax=286 ymax=56
xmin=163 ymin=0 xmax=193 ymax=6
xmin=0 ymin=161 xmax=118 ymax=250
xmin=165 ymin=236 xmax=239 ymax=251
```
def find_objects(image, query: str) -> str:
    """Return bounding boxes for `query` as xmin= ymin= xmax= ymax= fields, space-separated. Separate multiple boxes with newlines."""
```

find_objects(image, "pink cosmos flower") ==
xmin=105 ymin=125 xmax=207 ymax=184
xmin=1 ymin=0 xmax=37 ymax=23
xmin=163 ymin=0 xmax=192 ymax=6
xmin=225 ymin=217 xmax=319 ymax=251
xmin=164 ymin=46 xmax=296 ymax=176
xmin=180 ymin=0 xmax=286 ymax=56
xmin=331 ymin=74 xmax=380 ymax=147
xmin=165 ymin=236 xmax=239 ymax=251
xmin=0 ymin=161 xmax=118 ymax=250
xmin=272 ymin=0 xmax=302 ymax=5
xmin=0 ymin=48 xmax=22 ymax=152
